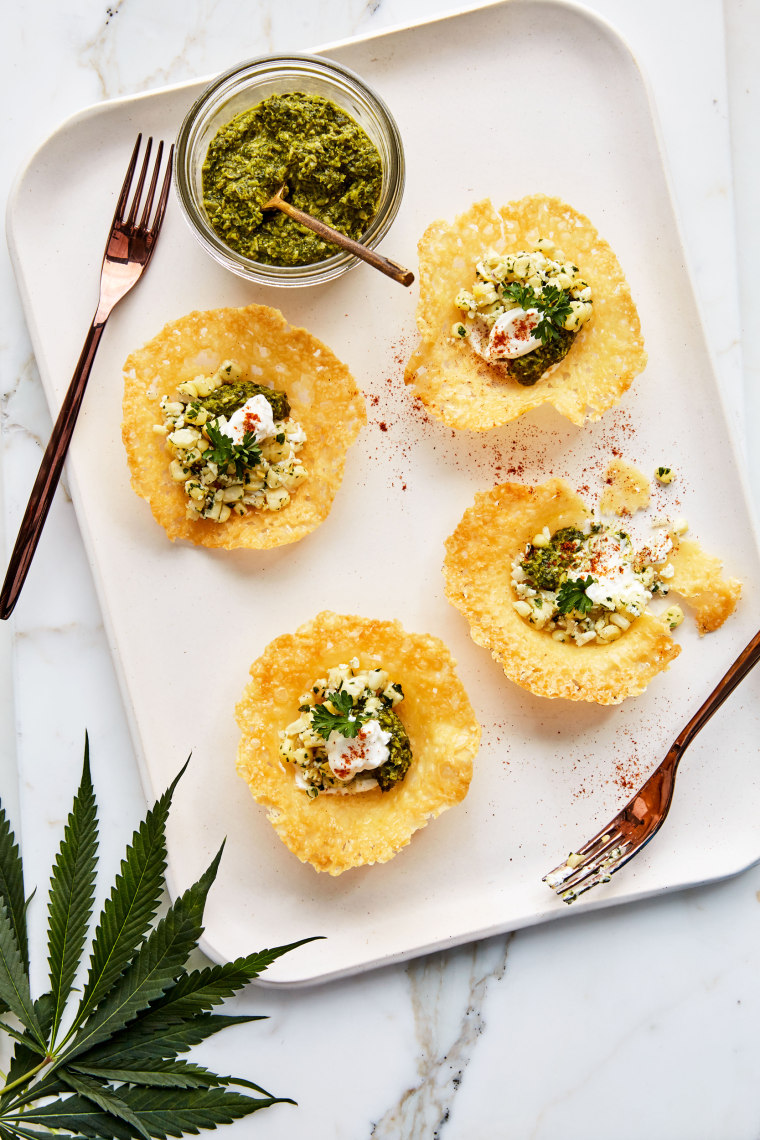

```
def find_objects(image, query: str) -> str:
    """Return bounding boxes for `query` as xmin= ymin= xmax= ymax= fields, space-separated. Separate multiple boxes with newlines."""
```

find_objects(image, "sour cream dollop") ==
xmin=326 ymin=719 xmax=392 ymax=782
xmin=220 ymin=394 xmax=275 ymax=444
xmin=487 ymin=307 xmax=542 ymax=361
xmin=577 ymin=529 xmax=671 ymax=616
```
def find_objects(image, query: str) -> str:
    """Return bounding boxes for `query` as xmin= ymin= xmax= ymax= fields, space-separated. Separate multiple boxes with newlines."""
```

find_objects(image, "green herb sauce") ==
xmin=201 ymin=92 xmax=383 ymax=266
xmin=520 ymin=527 xmax=586 ymax=591
xmin=373 ymin=706 xmax=412 ymax=792
xmin=198 ymin=381 xmax=290 ymax=421
xmin=509 ymin=328 xmax=575 ymax=387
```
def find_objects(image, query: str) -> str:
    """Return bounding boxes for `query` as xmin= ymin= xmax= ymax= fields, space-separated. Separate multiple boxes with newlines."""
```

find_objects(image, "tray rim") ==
xmin=6 ymin=0 xmax=758 ymax=987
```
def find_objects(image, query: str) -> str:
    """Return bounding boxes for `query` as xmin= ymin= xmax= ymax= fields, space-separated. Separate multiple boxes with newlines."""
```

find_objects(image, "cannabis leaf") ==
xmin=0 ymin=737 xmax=317 ymax=1138
xmin=310 ymin=690 xmax=363 ymax=741
xmin=556 ymin=575 xmax=596 ymax=615
xmin=203 ymin=422 xmax=261 ymax=478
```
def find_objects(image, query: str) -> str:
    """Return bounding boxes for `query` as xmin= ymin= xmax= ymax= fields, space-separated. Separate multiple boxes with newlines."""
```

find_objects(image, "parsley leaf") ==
xmin=499 ymin=282 xmax=573 ymax=344
xmin=531 ymin=285 xmax=573 ymax=343
xmin=310 ymin=690 xmax=364 ymax=741
xmin=500 ymin=281 xmax=537 ymax=311
xmin=203 ymin=421 xmax=261 ymax=478
xmin=556 ymin=575 xmax=596 ymax=615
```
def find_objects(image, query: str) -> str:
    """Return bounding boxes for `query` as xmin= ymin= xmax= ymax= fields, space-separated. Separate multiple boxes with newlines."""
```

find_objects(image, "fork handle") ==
xmin=0 ymin=316 xmax=107 ymax=620
xmin=672 ymin=628 xmax=760 ymax=755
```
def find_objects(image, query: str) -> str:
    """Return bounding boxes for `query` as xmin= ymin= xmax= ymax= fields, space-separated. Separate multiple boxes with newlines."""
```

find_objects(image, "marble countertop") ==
xmin=1 ymin=0 xmax=759 ymax=1136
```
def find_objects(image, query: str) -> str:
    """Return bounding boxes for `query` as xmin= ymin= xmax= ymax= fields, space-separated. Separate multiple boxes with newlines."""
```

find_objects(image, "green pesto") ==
xmin=201 ymin=92 xmax=383 ymax=266
xmin=520 ymin=526 xmax=586 ymax=592
xmin=509 ymin=327 xmax=575 ymax=386
xmin=373 ymin=706 xmax=412 ymax=792
xmin=198 ymin=381 xmax=290 ymax=421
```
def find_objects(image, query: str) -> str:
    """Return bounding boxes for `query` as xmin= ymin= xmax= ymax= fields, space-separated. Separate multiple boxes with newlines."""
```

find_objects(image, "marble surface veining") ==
xmin=1 ymin=1 xmax=760 ymax=1138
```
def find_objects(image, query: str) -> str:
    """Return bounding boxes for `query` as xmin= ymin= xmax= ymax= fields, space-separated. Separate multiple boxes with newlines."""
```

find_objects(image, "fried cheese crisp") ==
xmin=122 ymin=305 xmax=366 ymax=549
xmin=235 ymin=611 xmax=480 ymax=875
xmin=443 ymin=479 xmax=681 ymax=705
xmin=444 ymin=479 xmax=742 ymax=704
xmin=667 ymin=537 xmax=742 ymax=634
xmin=405 ymin=197 xmax=646 ymax=430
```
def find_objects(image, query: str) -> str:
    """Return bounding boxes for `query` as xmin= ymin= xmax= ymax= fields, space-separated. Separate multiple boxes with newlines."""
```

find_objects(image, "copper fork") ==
xmin=544 ymin=628 xmax=760 ymax=903
xmin=0 ymin=134 xmax=173 ymax=620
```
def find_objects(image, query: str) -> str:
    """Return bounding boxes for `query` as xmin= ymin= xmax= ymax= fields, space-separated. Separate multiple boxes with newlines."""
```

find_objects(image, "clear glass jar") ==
xmin=173 ymin=54 xmax=406 ymax=288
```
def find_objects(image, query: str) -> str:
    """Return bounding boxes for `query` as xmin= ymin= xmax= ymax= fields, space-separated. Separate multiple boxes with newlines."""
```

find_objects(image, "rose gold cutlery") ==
xmin=0 ymin=134 xmax=172 ymax=620
xmin=544 ymin=628 xmax=760 ymax=902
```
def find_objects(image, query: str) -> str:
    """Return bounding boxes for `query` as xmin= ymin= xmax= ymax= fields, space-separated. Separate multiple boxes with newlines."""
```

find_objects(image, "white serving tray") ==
xmin=7 ymin=0 xmax=760 ymax=985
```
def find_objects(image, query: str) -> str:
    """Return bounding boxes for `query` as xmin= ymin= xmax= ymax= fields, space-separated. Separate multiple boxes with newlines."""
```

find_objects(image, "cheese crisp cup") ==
xmin=122 ymin=304 xmax=366 ymax=549
xmin=235 ymin=611 xmax=481 ymax=875
xmin=405 ymin=196 xmax=646 ymax=430
xmin=443 ymin=479 xmax=741 ymax=705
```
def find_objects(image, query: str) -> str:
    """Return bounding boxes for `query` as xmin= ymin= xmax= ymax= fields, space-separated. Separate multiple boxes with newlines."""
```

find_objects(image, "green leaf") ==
xmin=32 ymin=991 xmax=55 ymax=1042
xmin=0 ymin=801 xmax=29 ymax=977
xmin=70 ymin=1059 xmax=223 ymax=1090
xmin=74 ymin=762 xmax=188 ymax=1032
xmin=0 ymin=1020 xmax=45 ymax=1052
xmin=0 ymin=1040 xmax=45 ymax=1109
xmin=0 ymin=742 xmax=304 ymax=1135
xmin=47 ymin=741 xmax=99 ymax=1044
xmin=203 ymin=421 xmax=261 ymax=478
xmin=60 ymin=1070 xmax=152 ymax=1140
xmin=0 ymin=901 xmax=43 ymax=1047
xmin=311 ymin=689 xmax=365 ymax=741
xmin=147 ymin=939 xmax=319 ymax=1019
xmin=11 ymin=1087 xmax=294 ymax=1139
xmin=500 ymin=281 xmax=573 ymax=344
xmin=77 ymin=1013 xmax=262 ymax=1067
xmin=556 ymin=575 xmax=596 ymax=615
xmin=2 ymin=1130 xmax=79 ymax=1140
xmin=61 ymin=846 xmax=224 ymax=1063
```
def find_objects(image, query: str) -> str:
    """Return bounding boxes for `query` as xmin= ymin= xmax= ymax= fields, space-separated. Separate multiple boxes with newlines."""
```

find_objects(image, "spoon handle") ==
xmin=272 ymin=198 xmax=414 ymax=287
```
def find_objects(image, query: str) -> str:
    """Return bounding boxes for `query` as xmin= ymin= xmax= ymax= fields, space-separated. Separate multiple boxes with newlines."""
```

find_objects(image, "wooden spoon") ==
xmin=262 ymin=184 xmax=414 ymax=287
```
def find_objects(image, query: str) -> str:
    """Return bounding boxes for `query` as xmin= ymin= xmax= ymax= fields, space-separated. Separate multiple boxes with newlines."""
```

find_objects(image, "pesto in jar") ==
xmin=201 ymin=92 xmax=383 ymax=266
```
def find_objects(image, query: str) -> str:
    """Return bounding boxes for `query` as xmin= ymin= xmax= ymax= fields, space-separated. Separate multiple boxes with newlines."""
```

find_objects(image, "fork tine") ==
xmin=554 ymin=856 xmax=630 ymax=903
xmin=125 ymin=136 xmax=153 ymax=227
xmin=138 ymin=140 xmax=164 ymax=229
xmin=113 ymin=134 xmax=143 ymax=221
xmin=151 ymin=145 xmax=173 ymax=236
xmin=542 ymin=827 xmax=625 ymax=889
xmin=574 ymin=825 xmax=626 ymax=860
xmin=556 ymin=840 xmax=633 ymax=896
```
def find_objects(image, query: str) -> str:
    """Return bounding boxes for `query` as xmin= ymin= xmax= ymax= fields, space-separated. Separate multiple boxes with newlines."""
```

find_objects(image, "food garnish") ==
xmin=158 ymin=359 xmax=307 ymax=523
xmin=235 ymin=612 xmax=480 ymax=875
xmin=280 ymin=660 xmax=410 ymax=798
xmin=405 ymin=195 xmax=646 ymax=430
xmin=512 ymin=522 xmax=674 ymax=647
xmin=452 ymin=241 xmax=593 ymax=386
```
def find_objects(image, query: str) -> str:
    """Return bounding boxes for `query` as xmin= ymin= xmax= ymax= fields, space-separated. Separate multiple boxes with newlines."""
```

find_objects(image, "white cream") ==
xmin=326 ymin=719 xmax=391 ymax=782
xmin=220 ymin=394 xmax=276 ymax=445
xmin=585 ymin=573 xmax=650 ymax=615
xmin=487 ymin=307 xmax=542 ymax=360
xmin=576 ymin=530 xmax=652 ymax=615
